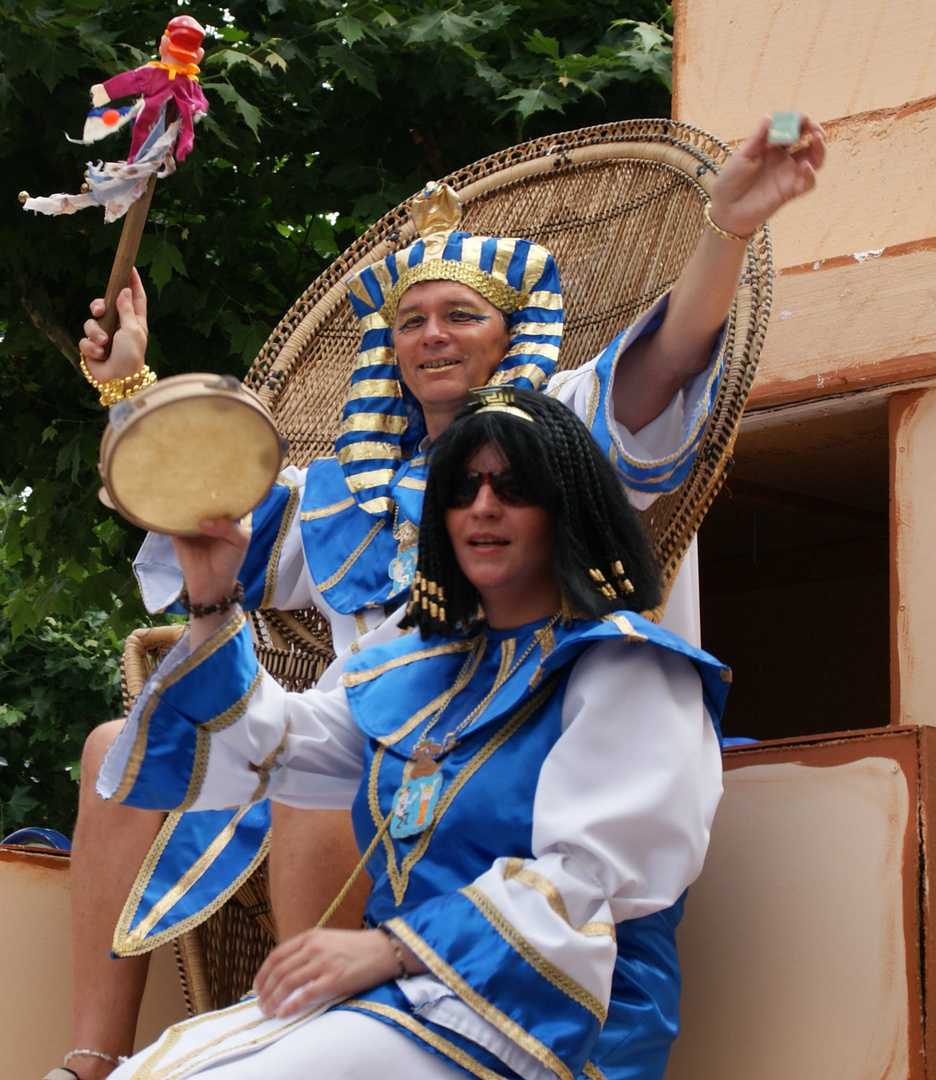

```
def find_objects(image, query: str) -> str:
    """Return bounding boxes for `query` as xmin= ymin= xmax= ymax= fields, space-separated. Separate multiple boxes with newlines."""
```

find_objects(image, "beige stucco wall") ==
xmin=674 ymin=0 xmax=936 ymax=726
xmin=0 ymin=848 xmax=187 ymax=1079
xmin=673 ymin=0 xmax=936 ymax=138
xmin=674 ymin=0 xmax=936 ymax=412
xmin=745 ymin=243 xmax=936 ymax=408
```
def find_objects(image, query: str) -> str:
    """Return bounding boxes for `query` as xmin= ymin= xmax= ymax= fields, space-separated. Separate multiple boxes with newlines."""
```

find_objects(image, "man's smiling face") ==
xmin=391 ymin=280 xmax=510 ymax=440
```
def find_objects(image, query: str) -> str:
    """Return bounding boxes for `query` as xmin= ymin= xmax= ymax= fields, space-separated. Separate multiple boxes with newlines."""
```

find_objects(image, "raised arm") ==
xmin=80 ymin=268 xmax=253 ymax=634
xmin=613 ymin=113 xmax=826 ymax=433
xmin=169 ymin=516 xmax=251 ymax=647
xmin=79 ymin=265 xmax=149 ymax=384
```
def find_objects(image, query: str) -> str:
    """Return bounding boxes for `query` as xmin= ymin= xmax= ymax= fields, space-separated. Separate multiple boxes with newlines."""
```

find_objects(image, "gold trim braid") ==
xmin=112 ymin=612 xmax=247 ymax=805
xmin=316 ymin=519 xmax=386 ymax=593
xmin=261 ymin=475 xmax=300 ymax=609
xmin=180 ymin=667 xmax=264 ymax=811
xmin=115 ymin=805 xmax=261 ymax=953
xmin=113 ymin=817 xmax=273 ymax=958
xmin=344 ymin=637 xmax=479 ymax=694
xmin=341 ymin=1000 xmax=511 ymax=1080
xmin=503 ymin=860 xmax=614 ymax=938
xmin=372 ymin=677 xmax=555 ymax=905
xmin=380 ymin=259 xmax=528 ymax=325
xmin=385 ymin=919 xmax=574 ymax=1080
xmin=459 ymin=884 xmax=607 ymax=1024
xmin=299 ymin=495 xmax=356 ymax=521
xmin=122 ymin=995 xmax=338 ymax=1080
xmin=583 ymin=1062 xmax=608 ymax=1080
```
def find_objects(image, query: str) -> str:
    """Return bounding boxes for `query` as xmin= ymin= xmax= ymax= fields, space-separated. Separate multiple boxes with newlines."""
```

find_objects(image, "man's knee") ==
xmin=81 ymin=718 xmax=125 ymax=780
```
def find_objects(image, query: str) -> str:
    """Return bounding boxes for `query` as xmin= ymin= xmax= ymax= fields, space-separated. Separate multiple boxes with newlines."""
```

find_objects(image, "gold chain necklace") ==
xmin=389 ymin=612 xmax=561 ymax=838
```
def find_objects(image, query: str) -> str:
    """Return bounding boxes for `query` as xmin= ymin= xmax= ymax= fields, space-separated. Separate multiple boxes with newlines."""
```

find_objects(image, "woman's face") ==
xmin=444 ymin=443 xmax=561 ymax=629
xmin=392 ymin=281 xmax=510 ymax=441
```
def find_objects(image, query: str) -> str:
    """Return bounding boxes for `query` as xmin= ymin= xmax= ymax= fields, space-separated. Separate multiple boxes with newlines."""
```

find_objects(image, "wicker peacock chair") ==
xmin=121 ymin=116 xmax=772 ymax=1015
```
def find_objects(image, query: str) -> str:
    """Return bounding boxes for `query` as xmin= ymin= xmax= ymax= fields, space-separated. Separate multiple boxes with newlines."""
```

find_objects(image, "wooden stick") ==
xmin=98 ymin=99 xmax=178 ymax=356
xmin=98 ymin=172 xmax=157 ymax=354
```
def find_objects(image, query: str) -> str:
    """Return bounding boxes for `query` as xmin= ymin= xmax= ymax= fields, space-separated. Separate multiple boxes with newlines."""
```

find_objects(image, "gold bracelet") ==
xmin=80 ymin=354 xmax=157 ymax=408
xmin=702 ymin=202 xmax=754 ymax=244
xmin=378 ymin=924 xmax=410 ymax=979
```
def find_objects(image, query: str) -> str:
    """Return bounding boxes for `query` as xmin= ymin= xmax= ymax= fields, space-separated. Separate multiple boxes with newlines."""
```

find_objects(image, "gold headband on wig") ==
xmin=469 ymin=385 xmax=535 ymax=422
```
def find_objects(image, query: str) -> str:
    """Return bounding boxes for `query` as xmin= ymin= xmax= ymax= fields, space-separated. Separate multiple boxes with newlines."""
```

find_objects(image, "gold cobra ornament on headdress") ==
xmin=377 ymin=183 xmax=532 ymax=326
xmin=338 ymin=183 xmax=564 ymax=514
xmin=469 ymin=385 xmax=535 ymax=422
xmin=409 ymin=182 xmax=463 ymax=259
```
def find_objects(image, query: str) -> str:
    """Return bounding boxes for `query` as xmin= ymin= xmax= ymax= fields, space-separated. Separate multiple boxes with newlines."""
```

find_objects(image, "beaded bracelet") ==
xmin=178 ymin=582 xmax=245 ymax=619
xmin=378 ymin=924 xmax=410 ymax=979
xmin=63 ymin=1049 xmax=127 ymax=1067
xmin=80 ymin=354 xmax=157 ymax=407
xmin=702 ymin=202 xmax=755 ymax=244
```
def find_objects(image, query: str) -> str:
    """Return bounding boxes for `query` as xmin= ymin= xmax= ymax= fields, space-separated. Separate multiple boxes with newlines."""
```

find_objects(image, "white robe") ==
xmin=100 ymin=611 xmax=724 ymax=1080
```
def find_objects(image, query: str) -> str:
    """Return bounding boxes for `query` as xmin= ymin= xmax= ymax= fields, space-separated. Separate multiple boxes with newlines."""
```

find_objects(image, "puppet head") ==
xmin=160 ymin=15 xmax=206 ymax=67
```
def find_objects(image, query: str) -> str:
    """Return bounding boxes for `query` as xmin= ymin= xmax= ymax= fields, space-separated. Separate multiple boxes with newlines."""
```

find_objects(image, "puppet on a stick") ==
xmin=22 ymin=15 xmax=207 ymax=223
xmin=20 ymin=15 xmax=208 ymax=357
xmin=90 ymin=15 xmax=208 ymax=165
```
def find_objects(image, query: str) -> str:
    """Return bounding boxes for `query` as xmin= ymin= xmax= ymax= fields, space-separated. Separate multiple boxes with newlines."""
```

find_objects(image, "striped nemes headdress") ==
xmin=340 ymin=182 xmax=564 ymax=515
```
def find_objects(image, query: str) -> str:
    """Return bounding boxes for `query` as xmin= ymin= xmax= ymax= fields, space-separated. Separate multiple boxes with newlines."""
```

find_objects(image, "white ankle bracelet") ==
xmin=63 ymin=1049 xmax=129 ymax=1067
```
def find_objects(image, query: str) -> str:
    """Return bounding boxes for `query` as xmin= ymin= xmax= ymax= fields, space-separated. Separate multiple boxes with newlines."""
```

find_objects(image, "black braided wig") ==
xmin=403 ymin=388 xmax=662 ymax=638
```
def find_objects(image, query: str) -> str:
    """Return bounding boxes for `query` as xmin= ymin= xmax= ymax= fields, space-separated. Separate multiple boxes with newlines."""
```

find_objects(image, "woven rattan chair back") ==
xmin=245 ymin=117 xmax=772 ymax=618
xmin=125 ymin=118 xmax=771 ymax=1016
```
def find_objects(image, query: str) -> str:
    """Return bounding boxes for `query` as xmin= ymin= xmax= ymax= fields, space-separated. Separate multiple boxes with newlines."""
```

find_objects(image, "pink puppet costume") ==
xmin=92 ymin=15 xmax=209 ymax=163
xmin=21 ymin=17 xmax=209 ymax=222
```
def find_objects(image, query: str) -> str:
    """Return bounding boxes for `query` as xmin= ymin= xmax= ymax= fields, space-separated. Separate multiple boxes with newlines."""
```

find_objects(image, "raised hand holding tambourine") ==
xmin=98 ymin=372 xmax=284 ymax=537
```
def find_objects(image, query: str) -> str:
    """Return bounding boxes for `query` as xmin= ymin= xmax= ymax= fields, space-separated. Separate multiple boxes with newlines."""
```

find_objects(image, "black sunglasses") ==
xmin=447 ymin=469 xmax=537 ymax=509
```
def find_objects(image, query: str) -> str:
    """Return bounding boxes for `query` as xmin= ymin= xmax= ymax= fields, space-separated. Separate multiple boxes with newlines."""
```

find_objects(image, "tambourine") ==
xmin=98 ymin=372 xmax=285 ymax=536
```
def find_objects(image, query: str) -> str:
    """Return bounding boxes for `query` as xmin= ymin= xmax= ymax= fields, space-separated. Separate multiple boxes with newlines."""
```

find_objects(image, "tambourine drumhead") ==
xmin=98 ymin=373 xmax=283 ymax=536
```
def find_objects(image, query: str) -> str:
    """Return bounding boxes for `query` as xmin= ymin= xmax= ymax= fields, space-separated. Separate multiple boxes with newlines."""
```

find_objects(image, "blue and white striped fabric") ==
xmin=339 ymin=183 xmax=564 ymax=515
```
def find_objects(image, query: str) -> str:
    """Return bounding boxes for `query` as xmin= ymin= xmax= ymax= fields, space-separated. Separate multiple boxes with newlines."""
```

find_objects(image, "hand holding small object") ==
xmin=707 ymin=112 xmax=826 ymax=241
xmin=767 ymin=111 xmax=803 ymax=146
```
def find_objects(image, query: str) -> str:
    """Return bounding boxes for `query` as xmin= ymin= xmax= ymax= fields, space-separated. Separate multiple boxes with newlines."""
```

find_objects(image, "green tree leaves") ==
xmin=0 ymin=0 xmax=671 ymax=834
xmin=0 ymin=492 xmax=127 ymax=834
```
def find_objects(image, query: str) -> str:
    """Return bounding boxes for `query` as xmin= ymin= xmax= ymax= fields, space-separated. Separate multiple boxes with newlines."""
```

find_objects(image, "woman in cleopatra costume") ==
xmin=56 ymin=115 xmax=825 ymax=1080
xmin=96 ymin=389 xmax=728 ymax=1080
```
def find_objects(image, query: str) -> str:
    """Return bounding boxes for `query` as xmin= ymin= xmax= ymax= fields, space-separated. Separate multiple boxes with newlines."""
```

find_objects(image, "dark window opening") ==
xmin=700 ymin=399 xmax=890 ymax=742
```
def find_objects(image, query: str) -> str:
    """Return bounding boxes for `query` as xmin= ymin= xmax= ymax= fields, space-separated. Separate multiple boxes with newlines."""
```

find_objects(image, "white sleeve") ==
xmin=194 ymin=672 xmax=367 ymax=813
xmin=547 ymin=292 xmax=724 ymax=512
xmin=534 ymin=639 xmax=722 ymax=922
xmin=131 ymin=464 xmax=385 ymax=655
xmin=472 ymin=640 xmax=721 ymax=998
xmin=96 ymin=616 xmax=365 ymax=812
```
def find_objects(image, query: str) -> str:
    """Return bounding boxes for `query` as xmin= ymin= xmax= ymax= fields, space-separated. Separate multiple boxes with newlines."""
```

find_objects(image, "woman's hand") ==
xmin=253 ymin=927 xmax=419 ymax=1018
xmin=171 ymin=517 xmax=250 ymax=647
xmin=79 ymin=266 xmax=149 ymax=383
xmin=708 ymin=112 xmax=827 ymax=239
